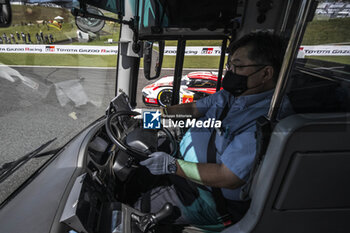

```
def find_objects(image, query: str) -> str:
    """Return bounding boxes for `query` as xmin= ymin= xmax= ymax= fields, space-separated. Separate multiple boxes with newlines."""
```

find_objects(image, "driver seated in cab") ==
xmin=135 ymin=32 xmax=293 ymax=230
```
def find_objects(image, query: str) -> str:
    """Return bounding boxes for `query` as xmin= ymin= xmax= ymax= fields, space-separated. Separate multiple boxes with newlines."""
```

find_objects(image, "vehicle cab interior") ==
xmin=0 ymin=0 xmax=349 ymax=233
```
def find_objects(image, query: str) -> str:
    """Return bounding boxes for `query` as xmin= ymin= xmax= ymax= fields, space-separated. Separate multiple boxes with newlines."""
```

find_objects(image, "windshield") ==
xmin=0 ymin=3 xmax=118 ymax=203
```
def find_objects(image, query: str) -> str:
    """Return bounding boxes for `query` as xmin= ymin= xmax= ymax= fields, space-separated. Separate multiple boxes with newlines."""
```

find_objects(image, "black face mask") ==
xmin=222 ymin=67 xmax=266 ymax=97
xmin=221 ymin=70 xmax=248 ymax=97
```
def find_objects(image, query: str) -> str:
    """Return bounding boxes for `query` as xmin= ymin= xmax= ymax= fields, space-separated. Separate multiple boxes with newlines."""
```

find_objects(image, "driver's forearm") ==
xmin=164 ymin=102 xmax=203 ymax=118
xmin=175 ymin=159 xmax=243 ymax=189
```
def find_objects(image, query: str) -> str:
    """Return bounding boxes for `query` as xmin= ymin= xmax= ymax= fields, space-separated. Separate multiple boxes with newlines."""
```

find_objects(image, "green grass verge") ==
xmin=11 ymin=5 xmax=73 ymax=25
xmin=302 ymin=17 xmax=350 ymax=45
xmin=71 ymin=31 xmax=120 ymax=46
xmin=0 ymin=5 xmax=120 ymax=45
xmin=165 ymin=40 xmax=223 ymax=46
xmin=0 ymin=53 xmax=225 ymax=68
xmin=0 ymin=5 xmax=77 ymax=42
xmin=0 ymin=53 xmax=117 ymax=67
xmin=3 ymin=4 xmax=350 ymax=48
xmin=0 ymin=5 xmax=349 ymax=68
xmin=163 ymin=56 xmax=226 ymax=68
xmin=0 ymin=23 xmax=78 ymax=42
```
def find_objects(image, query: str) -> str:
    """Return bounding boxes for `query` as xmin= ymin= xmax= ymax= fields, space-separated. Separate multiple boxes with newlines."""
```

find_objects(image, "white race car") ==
xmin=142 ymin=71 xmax=218 ymax=107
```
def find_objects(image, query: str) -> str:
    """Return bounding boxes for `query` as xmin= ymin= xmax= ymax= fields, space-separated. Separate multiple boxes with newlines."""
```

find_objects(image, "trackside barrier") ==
xmin=0 ymin=45 xmax=118 ymax=55
xmin=0 ymin=45 xmax=349 ymax=56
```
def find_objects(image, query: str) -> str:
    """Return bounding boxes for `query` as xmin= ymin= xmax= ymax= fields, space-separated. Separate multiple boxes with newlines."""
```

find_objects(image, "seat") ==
xmin=223 ymin=113 xmax=350 ymax=233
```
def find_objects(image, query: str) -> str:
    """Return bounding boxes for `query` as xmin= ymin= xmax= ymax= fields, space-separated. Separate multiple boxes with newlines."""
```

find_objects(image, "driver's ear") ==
xmin=262 ymin=66 xmax=274 ymax=83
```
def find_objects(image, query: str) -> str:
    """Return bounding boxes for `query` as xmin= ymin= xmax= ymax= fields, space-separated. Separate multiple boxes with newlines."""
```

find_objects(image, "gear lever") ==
xmin=131 ymin=203 xmax=174 ymax=233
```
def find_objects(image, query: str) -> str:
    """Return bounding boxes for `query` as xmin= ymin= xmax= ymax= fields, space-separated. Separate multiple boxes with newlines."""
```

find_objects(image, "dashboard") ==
xmin=58 ymin=94 xmax=179 ymax=233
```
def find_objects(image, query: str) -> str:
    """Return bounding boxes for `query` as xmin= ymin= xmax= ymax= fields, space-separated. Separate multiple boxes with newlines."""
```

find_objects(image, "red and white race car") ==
xmin=142 ymin=71 xmax=219 ymax=107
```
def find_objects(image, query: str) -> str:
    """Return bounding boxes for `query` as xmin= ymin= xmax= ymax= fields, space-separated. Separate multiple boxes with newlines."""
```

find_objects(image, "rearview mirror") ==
xmin=143 ymin=41 xmax=165 ymax=80
xmin=75 ymin=7 xmax=105 ymax=33
xmin=0 ymin=0 xmax=11 ymax=27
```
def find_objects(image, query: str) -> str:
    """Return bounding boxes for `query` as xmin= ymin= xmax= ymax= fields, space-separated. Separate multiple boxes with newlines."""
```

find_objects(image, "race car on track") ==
xmin=142 ymin=71 xmax=218 ymax=107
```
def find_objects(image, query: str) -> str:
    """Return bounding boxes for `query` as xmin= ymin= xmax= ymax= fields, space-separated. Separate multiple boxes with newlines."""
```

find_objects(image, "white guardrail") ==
xmin=0 ymin=44 xmax=349 ymax=56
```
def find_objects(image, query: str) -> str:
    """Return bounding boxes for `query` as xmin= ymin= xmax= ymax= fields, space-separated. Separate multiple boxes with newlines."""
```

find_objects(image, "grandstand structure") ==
xmin=316 ymin=1 xmax=350 ymax=18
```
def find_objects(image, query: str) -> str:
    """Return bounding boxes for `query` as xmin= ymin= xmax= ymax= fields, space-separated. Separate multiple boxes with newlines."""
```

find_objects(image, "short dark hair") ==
xmin=228 ymin=31 xmax=288 ymax=82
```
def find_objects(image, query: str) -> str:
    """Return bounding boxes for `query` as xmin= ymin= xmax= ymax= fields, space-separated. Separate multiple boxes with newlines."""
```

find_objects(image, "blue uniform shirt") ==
xmin=179 ymin=89 xmax=293 ymax=200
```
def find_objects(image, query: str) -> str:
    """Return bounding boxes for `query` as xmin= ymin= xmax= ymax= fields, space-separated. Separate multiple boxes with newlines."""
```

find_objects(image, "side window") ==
xmin=139 ymin=40 xmax=226 ymax=107
xmin=300 ymin=1 xmax=350 ymax=65
xmin=189 ymin=79 xmax=216 ymax=88
xmin=0 ymin=4 xmax=119 ymax=167
xmin=207 ymin=80 xmax=217 ymax=88
xmin=288 ymin=1 xmax=350 ymax=114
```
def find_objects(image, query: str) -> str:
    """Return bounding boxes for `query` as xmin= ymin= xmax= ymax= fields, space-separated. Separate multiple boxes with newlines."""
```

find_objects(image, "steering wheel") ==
xmin=105 ymin=110 xmax=178 ymax=163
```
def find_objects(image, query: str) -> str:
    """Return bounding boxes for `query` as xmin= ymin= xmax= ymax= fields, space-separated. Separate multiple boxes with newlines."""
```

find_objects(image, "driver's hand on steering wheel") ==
xmin=140 ymin=152 xmax=177 ymax=175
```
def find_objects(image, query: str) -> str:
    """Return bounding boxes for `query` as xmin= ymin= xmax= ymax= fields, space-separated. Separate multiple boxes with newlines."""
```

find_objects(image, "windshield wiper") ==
xmin=0 ymin=138 xmax=59 ymax=183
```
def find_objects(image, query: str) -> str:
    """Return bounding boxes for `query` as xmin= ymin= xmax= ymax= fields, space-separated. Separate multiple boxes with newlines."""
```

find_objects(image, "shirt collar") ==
xmin=231 ymin=89 xmax=275 ymax=108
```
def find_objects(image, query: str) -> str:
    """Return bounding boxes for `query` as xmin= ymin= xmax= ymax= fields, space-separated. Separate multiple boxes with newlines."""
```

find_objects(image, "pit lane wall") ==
xmin=0 ymin=45 xmax=349 ymax=56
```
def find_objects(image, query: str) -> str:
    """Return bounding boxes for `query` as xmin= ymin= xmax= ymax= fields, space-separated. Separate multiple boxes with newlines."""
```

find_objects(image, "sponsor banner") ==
xmin=164 ymin=46 xmax=222 ymax=56
xmin=164 ymin=46 xmax=350 ymax=56
xmin=0 ymin=45 xmax=349 ymax=56
xmin=0 ymin=45 xmax=118 ymax=55
xmin=300 ymin=46 xmax=350 ymax=56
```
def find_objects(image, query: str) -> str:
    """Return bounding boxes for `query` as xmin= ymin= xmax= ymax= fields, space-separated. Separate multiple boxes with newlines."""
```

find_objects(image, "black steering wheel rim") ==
xmin=105 ymin=110 xmax=178 ymax=161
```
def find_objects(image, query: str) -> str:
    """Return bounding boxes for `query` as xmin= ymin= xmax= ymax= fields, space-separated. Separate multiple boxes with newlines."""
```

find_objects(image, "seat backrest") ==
xmin=224 ymin=113 xmax=350 ymax=233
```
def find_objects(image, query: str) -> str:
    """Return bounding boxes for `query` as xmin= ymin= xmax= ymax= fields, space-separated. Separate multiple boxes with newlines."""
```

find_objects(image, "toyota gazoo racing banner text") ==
xmin=0 ymin=45 xmax=118 ymax=55
xmin=1 ymin=45 xmax=349 ymax=56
